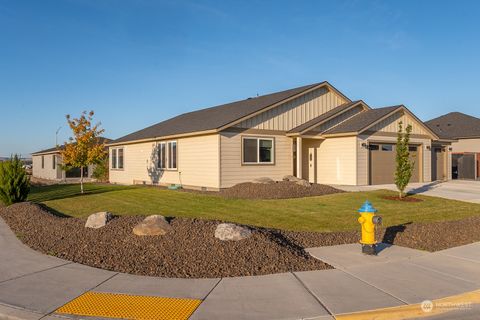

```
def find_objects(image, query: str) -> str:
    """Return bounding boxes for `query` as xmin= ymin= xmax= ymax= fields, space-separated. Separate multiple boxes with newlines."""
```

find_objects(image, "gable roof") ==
xmin=110 ymin=81 xmax=350 ymax=145
xmin=323 ymin=106 xmax=402 ymax=135
xmin=31 ymin=137 xmax=112 ymax=156
xmin=322 ymin=105 xmax=439 ymax=139
xmin=426 ymin=112 xmax=480 ymax=139
xmin=287 ymin=100 xmax=367 ymax=134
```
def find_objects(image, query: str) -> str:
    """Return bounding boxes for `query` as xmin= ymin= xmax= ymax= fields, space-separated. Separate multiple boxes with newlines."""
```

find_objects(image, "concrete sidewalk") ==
xmin=1 ymin=217 xmax=480 ymax=320
xmin=333 ymin=180 xmax=480 ymax=204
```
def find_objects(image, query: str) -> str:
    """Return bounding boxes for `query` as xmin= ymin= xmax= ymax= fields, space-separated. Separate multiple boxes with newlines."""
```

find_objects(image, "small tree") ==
xmin=60 ymin=111 xmax=106 ymax=194
xmin=395 ymin=121 xmax=414 ymax=199
xmin=0 ymin=155 xmax=30 ymax=205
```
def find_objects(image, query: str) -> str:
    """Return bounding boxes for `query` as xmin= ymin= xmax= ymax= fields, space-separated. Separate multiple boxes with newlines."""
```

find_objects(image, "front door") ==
xmin=308 ymin=147 xmax=316 ymax=183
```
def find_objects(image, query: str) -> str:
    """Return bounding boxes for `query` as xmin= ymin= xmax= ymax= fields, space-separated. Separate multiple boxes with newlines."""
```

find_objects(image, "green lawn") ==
xmin=28 ymin=183 xmax=480 ymax=232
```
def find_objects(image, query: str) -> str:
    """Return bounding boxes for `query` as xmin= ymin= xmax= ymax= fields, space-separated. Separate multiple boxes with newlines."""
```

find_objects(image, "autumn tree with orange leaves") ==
xmin=60 ymin=111 xmax=106 ymax=194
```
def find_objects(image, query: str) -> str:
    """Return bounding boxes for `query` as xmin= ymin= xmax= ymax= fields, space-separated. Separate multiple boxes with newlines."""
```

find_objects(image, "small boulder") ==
xmin=85 ymin=212 xmax=113 ymax=229
xmin=252 ymin=177 xmax=275 ymax=184
xmin=296 ymin=179 xmax=311 ymax=187
xmin=215 ymin=223 xmax=252 ymax=241
xmin=283 ymin=175 xmax=301 ymax=182
xmin=133 ymin=215 xmax=172 ymax=236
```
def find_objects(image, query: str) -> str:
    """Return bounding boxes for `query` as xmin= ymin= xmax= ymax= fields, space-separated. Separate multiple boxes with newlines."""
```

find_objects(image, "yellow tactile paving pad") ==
xmin=336 ymin=289 xmax=480 ymax=320
xmin=55 ymin=291 xmax=202 ymax=320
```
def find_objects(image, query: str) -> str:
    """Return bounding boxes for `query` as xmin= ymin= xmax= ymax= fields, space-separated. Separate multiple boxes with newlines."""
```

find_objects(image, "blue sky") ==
xmin=1 ymin=0 xmax=480 ymax=156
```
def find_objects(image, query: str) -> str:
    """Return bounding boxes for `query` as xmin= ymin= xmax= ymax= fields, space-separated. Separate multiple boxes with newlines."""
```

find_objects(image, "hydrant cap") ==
xmin=358 ymin=200 xmax=377 ymax=213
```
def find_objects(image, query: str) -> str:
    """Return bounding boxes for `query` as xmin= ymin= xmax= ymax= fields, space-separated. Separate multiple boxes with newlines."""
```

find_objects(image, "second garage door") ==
xmin=369 ymin=143 xmax=420 ymax=185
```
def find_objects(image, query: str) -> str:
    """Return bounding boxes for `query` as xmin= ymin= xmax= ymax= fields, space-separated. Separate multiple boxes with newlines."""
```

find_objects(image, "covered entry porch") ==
xmin=292 ymin=136 xmax=357 ymax=185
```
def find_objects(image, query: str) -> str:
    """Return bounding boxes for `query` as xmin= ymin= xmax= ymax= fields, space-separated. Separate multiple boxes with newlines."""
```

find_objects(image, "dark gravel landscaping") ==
xmin=218 ymin=181 xmax=344 ymax=199
xmin=283 ymin=217 xmax=480 ymax=252
xmin=0 ymin=202 xmax=330 ymax=278
xmin=2 ymin=201 xmax=480 ymax=278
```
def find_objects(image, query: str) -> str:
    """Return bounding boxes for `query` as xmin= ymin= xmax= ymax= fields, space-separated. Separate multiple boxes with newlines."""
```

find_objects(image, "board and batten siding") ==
xmin=357 ymin=134 xmax=432 ymax=185
xmin=234 ymin=87 xmax=347 ymax=131
xmin=314 ymin=136 xmax=357 ymax=185
xmin=219 ymin=131 xmax=293 ymax=188
xmin=109 ymin=134 xmax=220 ymax=189
xmin=369 ymin=111 xmax=430 ymax=135
xmin=32 ymin=154 xmax=62 ymax=180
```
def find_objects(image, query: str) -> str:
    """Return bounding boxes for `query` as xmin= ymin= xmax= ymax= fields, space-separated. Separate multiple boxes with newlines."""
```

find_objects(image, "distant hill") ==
xmin=0 ymin=157 xmax=32 ymax=163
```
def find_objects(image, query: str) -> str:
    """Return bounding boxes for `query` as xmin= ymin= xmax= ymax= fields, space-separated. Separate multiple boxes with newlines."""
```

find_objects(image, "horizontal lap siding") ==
xmin=234 ymin=87 xmax=346 ymax=131
xmin=109 ymin=135 xmax=220 ymax=189
xmin=220 ymin=132 xmax=292 ymax=188
xmin=316 ymin=137 xmax=357 ymax=185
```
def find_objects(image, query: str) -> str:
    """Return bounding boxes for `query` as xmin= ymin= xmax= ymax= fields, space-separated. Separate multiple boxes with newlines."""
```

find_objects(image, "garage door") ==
xmin=369 ymin=143 xmax=420 ymax=185
xmin=452 ymin=153 xmax=476 ymax=180
xmin=431 ymin=147 xmax=446 ymax=181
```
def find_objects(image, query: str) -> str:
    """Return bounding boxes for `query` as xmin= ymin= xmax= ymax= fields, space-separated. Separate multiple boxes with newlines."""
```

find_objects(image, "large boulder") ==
xmin=133 ymin=215 xmax=172 ymax=236
xmin=85 ymin=212 xmax=113 ymax=229
xmin=283 ymin=175 xmax=301 ymax=182
xmin=215 ymin=223 xmax=252 ymax=241
xmin=252 ymin=177 xmax=275 ymax=184
xmin=296 ymin=179 xmax=311 ymax=187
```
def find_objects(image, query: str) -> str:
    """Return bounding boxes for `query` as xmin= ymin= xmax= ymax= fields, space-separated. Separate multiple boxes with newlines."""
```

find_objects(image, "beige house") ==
xmin=427 ymin=112 xmax=480 ymax=180
xmin=32 ymin=138 xmax=111 ymax=181
xmin=108 ymin=82 xmax=451 ymax=190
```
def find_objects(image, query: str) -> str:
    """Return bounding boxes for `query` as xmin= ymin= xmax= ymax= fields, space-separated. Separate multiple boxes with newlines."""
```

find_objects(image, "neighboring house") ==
xmin=31 ymin=138 xmax=112 ymax=181
xmin=108 ymin=81 xmax=451 ymax=190
xmin=426 ymin=112 xmax=480 ymax=180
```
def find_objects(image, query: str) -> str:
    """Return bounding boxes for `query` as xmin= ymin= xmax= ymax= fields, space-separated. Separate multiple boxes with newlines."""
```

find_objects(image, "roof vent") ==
xmin=447 ymin=123 xmax=452 ymax=126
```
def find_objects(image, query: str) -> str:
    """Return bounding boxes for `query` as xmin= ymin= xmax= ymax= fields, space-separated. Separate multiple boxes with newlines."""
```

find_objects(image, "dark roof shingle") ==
xmin=287 ymin=101 xmax=362 ymax=134
xmin=32 ymin=137 xmax=112 ymax=155
xmin=111 ymin=82 xmax=331 ymax=144
xmin=426 ymin=112 xmax=480 ymax=139
xmin=324 ymin=106 xmax=402 ymax=135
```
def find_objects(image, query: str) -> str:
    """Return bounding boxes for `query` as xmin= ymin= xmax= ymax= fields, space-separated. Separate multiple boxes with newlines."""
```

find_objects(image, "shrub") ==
xmin=0 ymin=155 xmax=31 ymax=205
xmin=92 ymin=157 xmax=109 ymax=182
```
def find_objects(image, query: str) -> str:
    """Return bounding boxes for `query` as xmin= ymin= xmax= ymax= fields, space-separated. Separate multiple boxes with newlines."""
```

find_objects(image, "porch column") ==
xmin=296 ymin=137 xmax=302 ymax=179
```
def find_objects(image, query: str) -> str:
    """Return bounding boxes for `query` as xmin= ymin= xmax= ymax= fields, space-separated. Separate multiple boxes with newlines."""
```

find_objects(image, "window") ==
xmin=52 ymin=155 xmax=56 ymax=169
xmin=157 ymin=141 xmax=177 ymax=170
xmin=368 ymin=144 xmax=379 ymax=151
xmin=242 ymin=137 xmax=274 ymax=164
xmin=118 ymin=148 xmax=124 ymax=169
xmin=41 ymin=156 xmax=44 ymax=169
xmin=381 ymin=145 xmax=393 ymax=151
xmin=409 ymin=146 xmax=418 ymax=152
xmin=158 ymin=143 xmax=166 ymax=169
xmin=168 ymin=141 xmax=177 ymax=169
xmin=111 ymin=148 xmax=124 ymax=169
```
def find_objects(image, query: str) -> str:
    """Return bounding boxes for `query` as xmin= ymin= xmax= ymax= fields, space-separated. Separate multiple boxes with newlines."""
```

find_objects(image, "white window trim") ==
xmin=157 ymin=140 xmax=178 ymax=170
xmin=111 ymin=147 xmax=124 ymax=170
xmin=241 ymin=136 xmax=275 ymax=165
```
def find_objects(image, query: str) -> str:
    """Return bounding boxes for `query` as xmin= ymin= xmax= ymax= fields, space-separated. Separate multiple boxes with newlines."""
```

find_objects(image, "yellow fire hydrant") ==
xmin=358 ymin=200 xmax=382 ymax=255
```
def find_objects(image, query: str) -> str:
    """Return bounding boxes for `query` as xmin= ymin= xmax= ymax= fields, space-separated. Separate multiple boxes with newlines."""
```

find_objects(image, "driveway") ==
xmin=334 ymin=180 xmax=480 ymax=204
